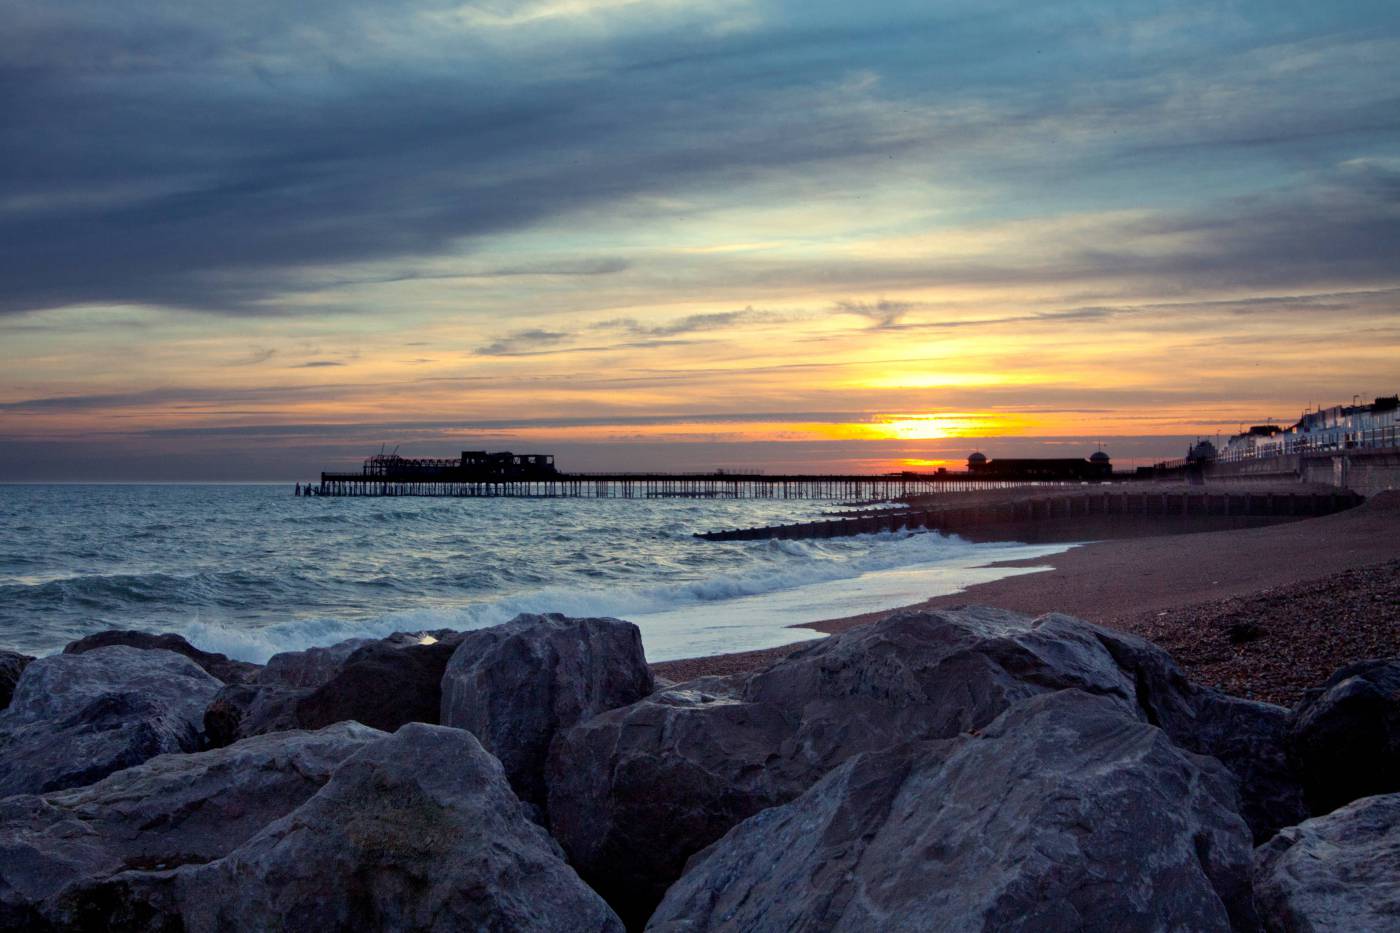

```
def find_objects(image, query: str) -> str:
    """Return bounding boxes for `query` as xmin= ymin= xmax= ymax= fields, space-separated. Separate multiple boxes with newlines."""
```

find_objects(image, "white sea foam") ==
xmin=181 ymin=531 xmax=1074 ymax=663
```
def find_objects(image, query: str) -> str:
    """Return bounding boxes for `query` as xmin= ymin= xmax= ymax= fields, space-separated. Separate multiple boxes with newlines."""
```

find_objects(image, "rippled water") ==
xmin=0 ymin=484 xmax=1071 ymax=662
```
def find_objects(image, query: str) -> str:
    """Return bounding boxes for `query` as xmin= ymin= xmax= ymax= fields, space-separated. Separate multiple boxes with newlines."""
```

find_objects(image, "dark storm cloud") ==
xmin=0 ymin=1 xmax=933 ymax=315
xmin=2 ymin=0 xmax=1397 ymax=318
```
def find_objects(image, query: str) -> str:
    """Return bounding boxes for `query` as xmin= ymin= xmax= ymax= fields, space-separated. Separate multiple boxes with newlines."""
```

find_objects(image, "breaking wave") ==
xmin=0 ymin=485 xmax=1073 ymax=662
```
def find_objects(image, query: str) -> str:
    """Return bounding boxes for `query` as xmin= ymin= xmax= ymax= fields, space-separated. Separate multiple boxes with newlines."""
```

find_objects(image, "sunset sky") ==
xmin=2 ymin=0 xmax=1398 ymax=479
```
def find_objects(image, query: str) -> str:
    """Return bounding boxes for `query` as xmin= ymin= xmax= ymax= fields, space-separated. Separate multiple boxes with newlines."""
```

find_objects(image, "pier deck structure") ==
xmin=316 ymin=470 xmax=1035 ymax=499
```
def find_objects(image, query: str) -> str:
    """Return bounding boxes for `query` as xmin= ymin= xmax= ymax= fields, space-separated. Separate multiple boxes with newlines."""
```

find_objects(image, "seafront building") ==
xmin=1218 ymin=396 xmax=1400 ymax=463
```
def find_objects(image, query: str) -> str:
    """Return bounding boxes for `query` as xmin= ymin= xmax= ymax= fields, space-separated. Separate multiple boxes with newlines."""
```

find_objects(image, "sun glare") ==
xmin=868 ymin=414 xmax=1002 ymax=440
xmin=881 ymin=418 xmax=953 ymax=440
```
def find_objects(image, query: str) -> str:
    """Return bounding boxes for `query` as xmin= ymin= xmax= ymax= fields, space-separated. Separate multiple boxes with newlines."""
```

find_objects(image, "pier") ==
xmin=316 ymin=470 xmax=1032 ymax=500
xmin=312 ymin=449 xmax=1116 ymax=499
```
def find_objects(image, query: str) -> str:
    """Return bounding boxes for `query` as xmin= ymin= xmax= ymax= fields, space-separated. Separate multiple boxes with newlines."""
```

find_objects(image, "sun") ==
xmin=879 ymin=417 xmax=956 ymax=440
xmin=884 ymin=417 xmax=952 ymax=439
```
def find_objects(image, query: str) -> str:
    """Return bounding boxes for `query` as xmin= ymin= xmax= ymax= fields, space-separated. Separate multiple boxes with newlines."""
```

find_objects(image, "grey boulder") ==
xmin=1254 ymin=792 xmax=1400 ymax=932
xmin=87 ymin=723 xmax=624 ymax=932
xmin=0 ymin=649 xmax=34 ymax=710
xmin=650 ymin=690 xmax=1258 ymax=933
xmin=1288 ymin=659 xmax=1400 ymax=815
xmin=0 ymin=647 xmax=222 ymax=796
xmin=63 ymin=630 xmax=260 ymax=685
xmin=0 ymin=722 xmax=384 ymax=928
xmin=440 ymin=613 xmax=654 ymax=811
xmin=203 ymin=629 xmax=466 ymax=747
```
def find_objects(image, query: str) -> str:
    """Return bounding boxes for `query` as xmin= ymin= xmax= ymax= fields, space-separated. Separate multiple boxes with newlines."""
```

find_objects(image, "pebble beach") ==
xmin=654 ymin=490 xmax=1400 ymax=701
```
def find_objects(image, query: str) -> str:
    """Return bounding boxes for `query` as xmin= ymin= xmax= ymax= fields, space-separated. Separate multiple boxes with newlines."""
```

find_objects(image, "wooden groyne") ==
xmin=697 ymin=489 xmax=1365 ymax=543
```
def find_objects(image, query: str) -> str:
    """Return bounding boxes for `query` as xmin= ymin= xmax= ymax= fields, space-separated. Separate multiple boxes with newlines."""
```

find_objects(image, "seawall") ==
xmin=1206 ymin=448 xmax=1400 ymax=496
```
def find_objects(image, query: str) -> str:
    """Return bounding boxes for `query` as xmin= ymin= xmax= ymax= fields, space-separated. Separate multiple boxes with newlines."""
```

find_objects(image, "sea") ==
xmin=0 ymin=484 xmax=1074 ymax=663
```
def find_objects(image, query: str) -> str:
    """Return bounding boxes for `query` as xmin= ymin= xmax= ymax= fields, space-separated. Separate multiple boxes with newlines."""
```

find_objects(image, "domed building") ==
xmin=965 ymin=448 xmax=1112 ymax=481
xmin=1086 ymin=450 xmax=1112 ymax=479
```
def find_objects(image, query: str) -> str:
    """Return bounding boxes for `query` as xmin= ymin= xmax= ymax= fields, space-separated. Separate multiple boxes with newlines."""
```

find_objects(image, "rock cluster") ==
xmin=547 ymin=607 xmax=1308 ymax=925
xmin=0 ymin=609 xmax=1396 ymax=931
xmin=650 ymin=690 xmax=1258 ymax=932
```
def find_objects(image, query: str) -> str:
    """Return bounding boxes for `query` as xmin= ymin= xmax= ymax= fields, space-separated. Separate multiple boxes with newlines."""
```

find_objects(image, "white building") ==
xmin=1218 ymin=395 xmax=1400 ymax=462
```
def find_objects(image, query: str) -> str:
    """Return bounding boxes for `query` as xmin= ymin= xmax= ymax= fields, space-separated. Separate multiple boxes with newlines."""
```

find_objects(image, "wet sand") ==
xmin=651 ymin=492 xmax=1400 ymax=701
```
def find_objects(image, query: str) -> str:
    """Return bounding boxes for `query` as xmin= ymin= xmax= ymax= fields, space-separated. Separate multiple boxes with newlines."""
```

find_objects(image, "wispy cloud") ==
xmin=226 ymin=347 xmax=277 ymax=366
xmin=475 ymin=329 xmax=572 ymax=356
xmin=834 ymin=299 xmax=913 ymax=328
xmin=595 ymin=306 xmax=785 ymax=337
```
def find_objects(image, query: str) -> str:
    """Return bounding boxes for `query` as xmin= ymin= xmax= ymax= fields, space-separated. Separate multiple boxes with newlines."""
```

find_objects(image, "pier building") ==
xmin=965 ymin=451 xmax=1112 ymax=481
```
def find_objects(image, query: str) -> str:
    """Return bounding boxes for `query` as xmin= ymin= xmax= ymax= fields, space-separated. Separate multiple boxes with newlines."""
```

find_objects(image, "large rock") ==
xmin=63 ymin=630 xmax=259 ymax=685
xmin=0 ymin=650 xmax=34 ymax=711
xmin=1288 ymin=659 xmax=1400 ymax=815
xmin=1187 ymin=693 xmax=1307 ymax=843
xmin=1254 ymin=792 xmax=1400 ymax=932
xmin=0 ymin=722 xmax=383 ymax=928
xmin=440 ymin=613 xmax=654 ymax=811
xmin=254 ymin=638 xmax=374 ymax=688
xmin=1085 ymin=621 xmax=1307 ymax=841
xmin=204 ymin=630 xmax=466 ymax=747
xmin=549 ymin=606 xmax=1299 ymax=926
xmin=650 ymin=690 xmax=1258 ymax=933
xmin=0 ymin=647 xmax=223 ymax=796
xmin=63 ymin=724 xmax=625 ymax=932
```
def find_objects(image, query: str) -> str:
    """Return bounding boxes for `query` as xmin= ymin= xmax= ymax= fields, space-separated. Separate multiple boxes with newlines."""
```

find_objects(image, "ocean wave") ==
xmin=175 ymin=530 xmax=1031 ymax=663
xmin=2 ymin=486 xmax=1071 ymax=663
xmin=0 ymin=567 xmax=338 ymax=610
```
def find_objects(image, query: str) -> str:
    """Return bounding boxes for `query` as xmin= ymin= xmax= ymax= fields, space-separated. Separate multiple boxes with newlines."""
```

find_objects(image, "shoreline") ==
xmin=653 ymin=492 xmax=1400 ymax=703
